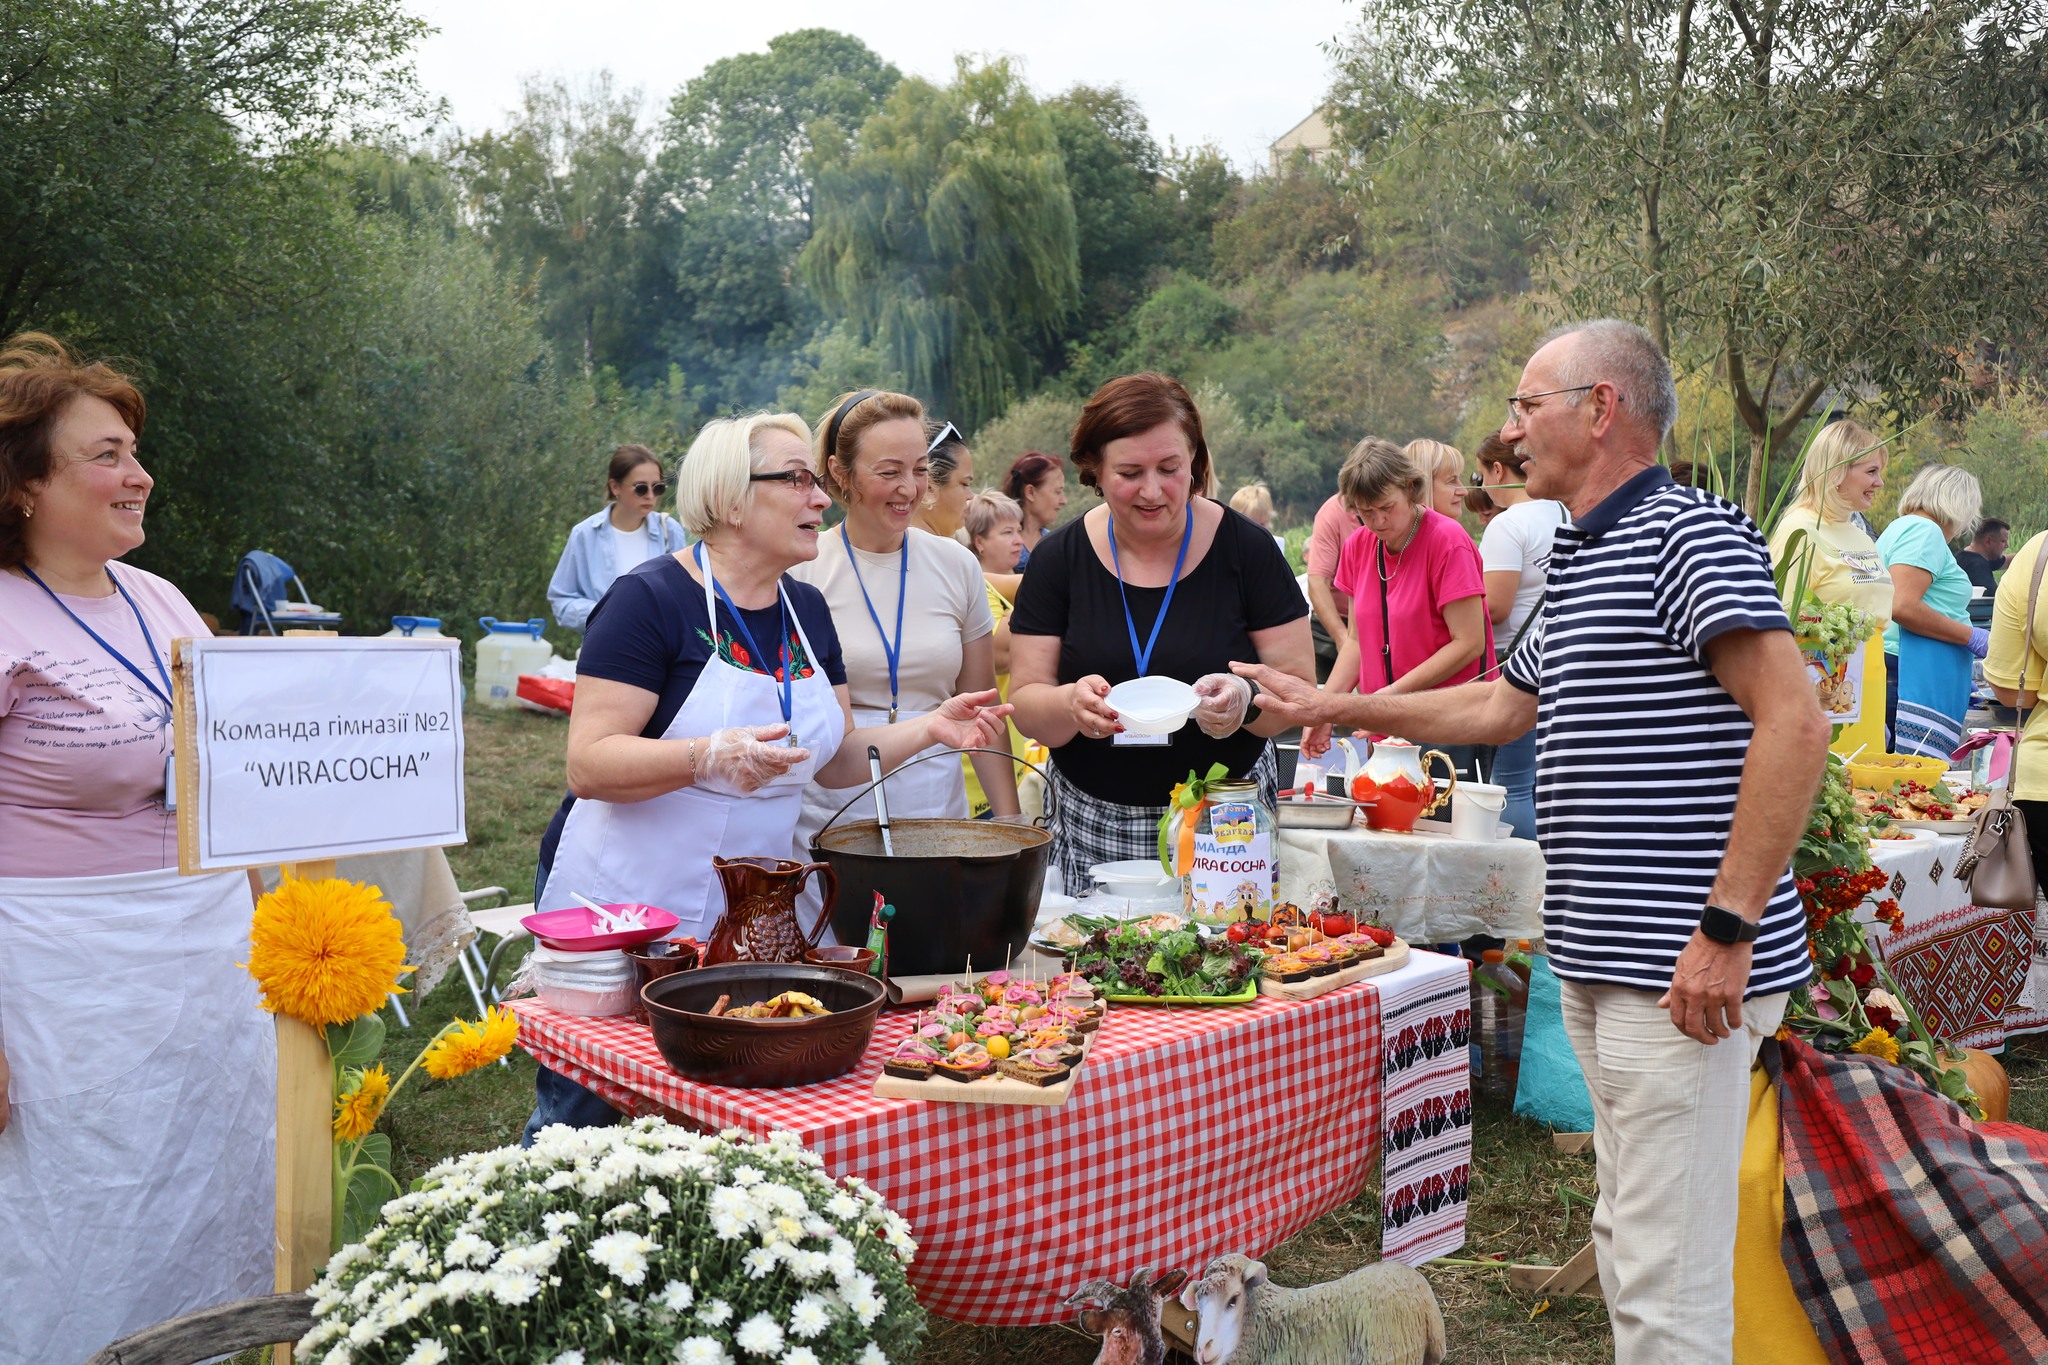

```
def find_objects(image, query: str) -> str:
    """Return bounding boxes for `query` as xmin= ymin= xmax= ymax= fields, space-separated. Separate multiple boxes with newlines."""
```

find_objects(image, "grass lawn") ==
xmin=360 ymin=708 xmax=2048 ymax=1363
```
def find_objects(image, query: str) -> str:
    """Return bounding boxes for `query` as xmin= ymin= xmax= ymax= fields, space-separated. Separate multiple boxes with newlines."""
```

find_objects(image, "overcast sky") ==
xmin=406 ymin=0 xmax=1358 ymax=169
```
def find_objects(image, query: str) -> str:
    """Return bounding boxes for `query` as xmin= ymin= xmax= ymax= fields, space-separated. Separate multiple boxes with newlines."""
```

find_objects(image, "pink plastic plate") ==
xmin=521 ymin=903 xmax=680 ymax=952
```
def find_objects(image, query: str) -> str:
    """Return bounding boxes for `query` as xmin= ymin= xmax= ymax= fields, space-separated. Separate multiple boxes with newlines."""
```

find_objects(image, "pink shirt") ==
xmin=0 ymin=564 xmax=210 ymax=876
xmin=1306 ymin=494 xmax=1363 ymax=619
xmin=1332 ymin=507 xmax=1494 ymax=694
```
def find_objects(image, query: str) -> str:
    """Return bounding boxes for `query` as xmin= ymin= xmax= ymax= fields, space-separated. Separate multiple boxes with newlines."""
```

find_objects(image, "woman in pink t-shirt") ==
xmin=1307 ymin=436 xmax=1493 ymax=761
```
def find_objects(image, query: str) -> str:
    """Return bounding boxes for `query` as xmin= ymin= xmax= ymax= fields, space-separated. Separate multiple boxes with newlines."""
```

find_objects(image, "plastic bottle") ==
xmin=474 ymin=617 xmax=552 ymax=708
xmin=1471 ymin=944 xmax=1531 ymax=1106
xmin=383 ymin=616 xmax=445 ymax=639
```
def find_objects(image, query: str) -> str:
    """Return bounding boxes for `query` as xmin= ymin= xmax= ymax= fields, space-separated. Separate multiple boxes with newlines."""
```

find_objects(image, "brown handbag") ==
xmin=1955 ymin=544 xmax=2047 ymax=910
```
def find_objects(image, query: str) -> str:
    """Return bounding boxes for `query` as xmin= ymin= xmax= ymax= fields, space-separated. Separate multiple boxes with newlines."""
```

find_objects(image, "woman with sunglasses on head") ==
xmin=793 ymin=391 xmax=1023 ymax=846
xmin=546 ymin=443 xmax=689 ymax=631
xmin=528 ymin=411 xmax=1009 ymax=1138
xmin=910 ymin=418 xmax=975 ymax=541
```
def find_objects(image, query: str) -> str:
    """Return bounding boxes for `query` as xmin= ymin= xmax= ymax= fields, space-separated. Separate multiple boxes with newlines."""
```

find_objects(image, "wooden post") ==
xmin=275 ymin=857 xmax=337 ymax=1307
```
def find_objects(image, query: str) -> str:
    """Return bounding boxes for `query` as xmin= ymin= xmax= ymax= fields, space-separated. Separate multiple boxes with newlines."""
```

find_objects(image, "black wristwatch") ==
xmin=1698 ymin=903 xmax=1761 ymax=945
xmin=1241 ymin=676 xmax=1263 ymax=725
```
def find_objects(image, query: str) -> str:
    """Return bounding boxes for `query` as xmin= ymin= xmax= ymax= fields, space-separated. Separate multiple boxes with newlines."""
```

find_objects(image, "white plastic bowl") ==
xmin=1090 ymin=859 xmax=1176 ymax=898
xmin=1107 ymin=676 xmax=1199 ymax=736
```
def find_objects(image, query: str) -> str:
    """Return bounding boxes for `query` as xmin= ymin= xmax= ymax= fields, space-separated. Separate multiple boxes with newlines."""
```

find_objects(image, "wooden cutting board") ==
xmin=1257 ymin=938 xmax=1412 ymax=1001
xmin=872 ymin=1030 xmax=1100 ymax=1107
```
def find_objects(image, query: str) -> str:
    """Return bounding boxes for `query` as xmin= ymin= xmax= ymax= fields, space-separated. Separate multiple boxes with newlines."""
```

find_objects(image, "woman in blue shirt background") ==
xmin=1880 ymin=463 xmax=1985 ymax=756
xmin=547 ymin=443 xmax=689 ymax=631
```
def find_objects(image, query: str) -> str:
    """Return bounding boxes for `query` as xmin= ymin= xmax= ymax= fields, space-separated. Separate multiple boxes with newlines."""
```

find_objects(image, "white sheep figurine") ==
xmin=1177 ymin=1252 xmax=1446 ymax=1365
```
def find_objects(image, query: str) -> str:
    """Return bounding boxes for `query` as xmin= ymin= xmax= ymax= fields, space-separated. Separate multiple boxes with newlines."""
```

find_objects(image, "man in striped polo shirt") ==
xmin=1238 ymin=319 xmax=1829 ymax=1362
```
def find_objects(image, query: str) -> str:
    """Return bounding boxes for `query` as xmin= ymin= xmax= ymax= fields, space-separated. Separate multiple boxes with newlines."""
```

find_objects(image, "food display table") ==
xmin=1278 ymin=820 xmax=1546 ymax=945
xmin=1858 ymin=831 xmax=2047 ymax=1050
xmin=510 ymin=950 xmax=1473 ymax=1326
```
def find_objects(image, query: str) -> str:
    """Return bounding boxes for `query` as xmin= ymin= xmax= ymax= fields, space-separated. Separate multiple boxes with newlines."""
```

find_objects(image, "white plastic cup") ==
xmin=1451 ymin=782 xmax=1509 ymax=841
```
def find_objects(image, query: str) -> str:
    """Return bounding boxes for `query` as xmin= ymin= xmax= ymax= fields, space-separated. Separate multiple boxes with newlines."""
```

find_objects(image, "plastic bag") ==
xmin=1513 ymin=953 xmax=1595 ymax=1133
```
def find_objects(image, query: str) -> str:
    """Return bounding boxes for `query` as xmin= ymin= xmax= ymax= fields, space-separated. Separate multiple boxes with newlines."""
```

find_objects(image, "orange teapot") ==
xmin=1347 ymin=738 xmax=1458 ymax=833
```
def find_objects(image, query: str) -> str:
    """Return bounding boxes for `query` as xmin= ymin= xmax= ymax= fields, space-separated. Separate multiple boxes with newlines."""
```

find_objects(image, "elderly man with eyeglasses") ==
xmin=1236 ymin=319 xmax=1829 ymax=1364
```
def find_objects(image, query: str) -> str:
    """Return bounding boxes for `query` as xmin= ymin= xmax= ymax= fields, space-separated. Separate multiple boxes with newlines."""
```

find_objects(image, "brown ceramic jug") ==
xmin=704 ymin=856 xmax=838 ymax=965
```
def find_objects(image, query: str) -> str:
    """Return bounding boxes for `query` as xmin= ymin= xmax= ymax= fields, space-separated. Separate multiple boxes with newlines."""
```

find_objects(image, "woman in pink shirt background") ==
xmin=1305 ymin=436 xmax=1493 ymax=773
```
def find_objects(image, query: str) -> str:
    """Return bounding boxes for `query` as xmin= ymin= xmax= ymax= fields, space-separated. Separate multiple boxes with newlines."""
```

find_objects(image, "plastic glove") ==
xmin=991 ymin=811 xmax=1037 ymax=826
xmin=1192 ymin=672 xmax=1254 ymax=739
xmin=1969 ymin=626 xmax=1992 ymax=659
xmin=698 ymin=724 xmax=809 ymax=793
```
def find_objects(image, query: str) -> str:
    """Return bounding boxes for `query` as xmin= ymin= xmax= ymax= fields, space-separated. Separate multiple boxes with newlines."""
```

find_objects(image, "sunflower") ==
xmin=421 ymin=1006 xmax=520 ymax=1080
xmin=333 ymin=1064 xmax=391 ymax=1142
xmin=1852 ymin=1027 xmax=1901 ymax=1063
xmin=245 ymin=878 xmax=412 ymax=1028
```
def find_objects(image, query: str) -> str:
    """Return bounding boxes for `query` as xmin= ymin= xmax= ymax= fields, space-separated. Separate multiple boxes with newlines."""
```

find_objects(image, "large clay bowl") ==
xmin=642 ymin=962 xmax=885 ymax=1089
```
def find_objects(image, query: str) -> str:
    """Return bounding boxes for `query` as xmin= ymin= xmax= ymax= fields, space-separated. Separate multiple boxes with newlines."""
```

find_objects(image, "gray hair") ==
xmin=1897 ymin=463 xmax=1984 ymax=542
xmin=1541 ymin=319 xmax=1678 ymax=442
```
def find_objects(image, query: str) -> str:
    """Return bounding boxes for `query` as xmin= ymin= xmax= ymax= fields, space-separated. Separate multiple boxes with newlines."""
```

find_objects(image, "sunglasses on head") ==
xmin=629 ymin=481 xmax=668 ymax=497
xmin=926 ymin=420 xmax=962 ymax=455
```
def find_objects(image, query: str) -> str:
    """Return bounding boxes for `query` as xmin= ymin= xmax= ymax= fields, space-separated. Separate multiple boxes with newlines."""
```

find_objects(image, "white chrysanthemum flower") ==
xmin=603 ymin=1201 xmax=643 ymax=1225
xmin=643 ymin=1186 xmax=673 ymax=1217
xmin=743 ymin=1247 xmax=779 ymax=1279
xmin=443 ymin=1232 xmax=494 ymax=1267
xmin=322 ymin=1343 xmax=355 ymax=1365
xmin=400 ymin=1340 xmax=450 ymax=1365
xmin=659 ymin=1279 xmax=696 ymax=1312
xmin=708 ymin=1186 xmax=754 ymax=1239
xmin=674 ymin=1339 xmax=732 ymax=1365
xmin=731 ymin=1165 xmax=765 ymax=1188
xmin=545 ymin=1352 xmax=587 ymax=1365
xmin=780 ymin=1349 xmax=820 ymax=1365
xmin=788 ymin=1295 xmax=831 ymax=1338
xmin=697 ymin=1298 xmax=734 ymax=1327
xmin=788 ymin=1249 xmax=829 ymax=1282
xmin=858 ymin=1345 xmax=887 ymax=1365
xmin=589 ymin=1230 xmax=658 ymax=1286
xmin=734 ymin=1313 xmax=785 ymax=1356
xmin=542 ymin=1210 xmax=583 ymax=1234
xmin=824 ymin=1193 xmax=861 ymax=1221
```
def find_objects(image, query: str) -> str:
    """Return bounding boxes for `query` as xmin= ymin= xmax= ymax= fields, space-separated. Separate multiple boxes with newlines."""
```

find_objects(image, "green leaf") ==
xmin=326 ymin=1014 xmax=387 ymax=1070
xmin=340 ymin=1133 xmax=400 ymax=1244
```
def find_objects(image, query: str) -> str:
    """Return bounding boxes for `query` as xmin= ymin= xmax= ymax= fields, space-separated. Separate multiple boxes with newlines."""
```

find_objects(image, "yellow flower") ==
xmin=1852 ymin=1027 xmax=1901 ymax=1063
xmin=421 ymin=1006 xmax=520 ymax=1080
xmin=333 ymin=1064 xmax=391 ymax=1142
xmin=245 ymin=877 xmax=413 ymax=1028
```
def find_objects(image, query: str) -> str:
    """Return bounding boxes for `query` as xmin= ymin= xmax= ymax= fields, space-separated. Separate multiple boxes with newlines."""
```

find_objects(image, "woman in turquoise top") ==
xmin=1879 ymin=463 xmax=1986 ymax=757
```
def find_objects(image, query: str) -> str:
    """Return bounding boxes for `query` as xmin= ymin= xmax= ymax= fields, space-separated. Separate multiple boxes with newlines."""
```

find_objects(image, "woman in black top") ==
xmin=1009 ymin=373 xmax=1313 ymax=889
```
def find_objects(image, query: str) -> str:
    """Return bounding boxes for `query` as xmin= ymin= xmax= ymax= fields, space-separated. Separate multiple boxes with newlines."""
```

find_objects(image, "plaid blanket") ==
xmin=1776 ymin=1036 xmax=2048 ymax=1363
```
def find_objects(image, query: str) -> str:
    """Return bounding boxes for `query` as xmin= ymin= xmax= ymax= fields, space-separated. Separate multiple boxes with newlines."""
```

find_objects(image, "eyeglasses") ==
xmin=1505 ymin=385 xmax=1599 ymax=423
xmin=630 ymin=481 xmax=668 ymax=497
xmin=750 ymin=469 xmax=823 ymax=493
xmin=926 ymin=420 xmax=962 ymax=455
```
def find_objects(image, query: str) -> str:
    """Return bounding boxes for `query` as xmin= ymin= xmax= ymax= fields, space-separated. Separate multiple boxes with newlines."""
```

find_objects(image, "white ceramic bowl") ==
xmin=1107 ymin=676 xmax=1199 ymax=736
xmin=1090 ymin=859 xmax=1177 ymax=898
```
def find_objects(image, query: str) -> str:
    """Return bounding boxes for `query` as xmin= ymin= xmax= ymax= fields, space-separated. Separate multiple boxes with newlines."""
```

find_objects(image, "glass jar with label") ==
xmin=1178 ymin=779 xmax=1278 ymax=926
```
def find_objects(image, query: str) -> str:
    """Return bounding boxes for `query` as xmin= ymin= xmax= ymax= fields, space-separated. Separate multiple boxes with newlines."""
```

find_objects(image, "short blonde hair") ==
xmin=676 ymin=412 xmax=812 ymax=537
xmin=1337 ymin=437 xmax=1422 ymax=510
xmin=1792 ymin=420 xmax=1886 ymax=523
xmin=1228 ymin=483 xmax=1274 ymax=524
xmin=1897 ymin=463 xmax=1984 ymax=542
xmin=961 ymin=488 xmax=1022 ymax=550
xmin=1405 ymin=439 xmax=1466 ymax=489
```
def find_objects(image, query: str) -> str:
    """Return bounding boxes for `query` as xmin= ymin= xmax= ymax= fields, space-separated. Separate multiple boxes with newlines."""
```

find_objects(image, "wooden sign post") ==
xmin=171 ymin=636 xmax=467 ymax=1311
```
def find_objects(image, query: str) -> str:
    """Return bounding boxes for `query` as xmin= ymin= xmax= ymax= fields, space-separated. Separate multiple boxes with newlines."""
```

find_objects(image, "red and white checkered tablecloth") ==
xmin=511 ymin=950 xmax=1470 ymax=1325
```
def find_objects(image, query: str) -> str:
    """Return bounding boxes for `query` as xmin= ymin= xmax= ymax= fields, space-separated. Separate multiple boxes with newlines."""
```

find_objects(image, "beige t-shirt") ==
xmin=1768 ymin=505 xmax=1894 ymax=626
xmin=792 ymin=525 xmax=994 ymax=717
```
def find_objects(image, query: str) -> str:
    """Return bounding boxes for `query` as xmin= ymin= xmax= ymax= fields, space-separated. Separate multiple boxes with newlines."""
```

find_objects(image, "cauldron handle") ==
xmin=813 ymin=747 xmax=1055 ymax=838
xmin=797 ymin=862 xmax=838 ymax=950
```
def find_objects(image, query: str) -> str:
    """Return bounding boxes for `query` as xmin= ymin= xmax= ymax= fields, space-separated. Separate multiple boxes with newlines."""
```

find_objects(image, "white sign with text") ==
xmin=177 ymin=636 xmax=466 ymax=870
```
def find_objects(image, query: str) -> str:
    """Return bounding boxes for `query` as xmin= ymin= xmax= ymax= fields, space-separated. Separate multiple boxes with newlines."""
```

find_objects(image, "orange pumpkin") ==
xmin=1938 ymin=1047 xmax=2010 ymax=1122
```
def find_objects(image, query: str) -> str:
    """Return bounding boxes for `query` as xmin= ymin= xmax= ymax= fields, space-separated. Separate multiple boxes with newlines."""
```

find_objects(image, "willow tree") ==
xmin=801 ymin=59 xmax=1080 ymax=431
xmin=1342 ymin=0 xmax=2048 ymax=511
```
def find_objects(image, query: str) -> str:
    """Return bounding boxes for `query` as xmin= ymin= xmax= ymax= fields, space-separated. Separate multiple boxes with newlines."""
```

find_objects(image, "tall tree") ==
xmin=648 ymin=29 xmax=899 ymax=412
xmin=801 ymin=59 xmax=1080 ymax=431
xmin=1345 ymin=0 xmax=2048 ymax=509
xmin=451 ymin=73 xmax=657 ymax=380
xmin=1044 ymin=85 xmax=1173 ymax=341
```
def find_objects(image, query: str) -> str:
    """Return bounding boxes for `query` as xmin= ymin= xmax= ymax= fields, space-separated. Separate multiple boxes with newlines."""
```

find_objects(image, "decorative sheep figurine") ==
xmin=1177 ymin=1252 xmax=1445 ymax=1365
xmin=1068 ymin=1268 xmax=1191 ymax=1365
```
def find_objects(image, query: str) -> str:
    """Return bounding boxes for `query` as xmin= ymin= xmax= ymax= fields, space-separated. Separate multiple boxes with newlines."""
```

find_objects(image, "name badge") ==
xmin=163 ymin=751 xmax=178 ymax=811
xmin=1113 ymin=730 xmax=1169 ymax=747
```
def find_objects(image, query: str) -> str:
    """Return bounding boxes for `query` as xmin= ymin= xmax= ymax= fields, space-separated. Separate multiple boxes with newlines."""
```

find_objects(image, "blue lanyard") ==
xmin=695 ymin=544 xmax=791 ymax=726
xmin=22 ymin=564 xmax=173 ymax=707
xmin=1107 ymin=503 xmax=1193 ymax=675
xmin=841 ymin=523 xmax=908 ymax=720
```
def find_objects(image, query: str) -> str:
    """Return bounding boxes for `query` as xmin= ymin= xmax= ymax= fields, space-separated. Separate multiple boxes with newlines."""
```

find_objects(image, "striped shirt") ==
xmin=1503 ymin=465 xmax=1811 ymax=997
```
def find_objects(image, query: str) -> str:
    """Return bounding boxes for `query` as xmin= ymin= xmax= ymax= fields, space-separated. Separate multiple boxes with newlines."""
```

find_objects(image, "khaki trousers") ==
xmin=1560 ymin=980 xmax=1790 ymax=1365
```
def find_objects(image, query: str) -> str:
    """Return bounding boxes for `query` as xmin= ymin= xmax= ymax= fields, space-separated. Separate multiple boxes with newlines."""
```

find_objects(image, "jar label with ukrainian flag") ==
xmin=1186 ymin=800 xmax=1274 ymax=925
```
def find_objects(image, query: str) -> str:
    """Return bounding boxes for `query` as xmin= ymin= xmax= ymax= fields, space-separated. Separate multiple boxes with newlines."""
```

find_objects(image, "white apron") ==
xmin=0 ymin=866 xmax=274 ymax=1364
xmin=542 ymin=562 xmax=846 ymax=941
